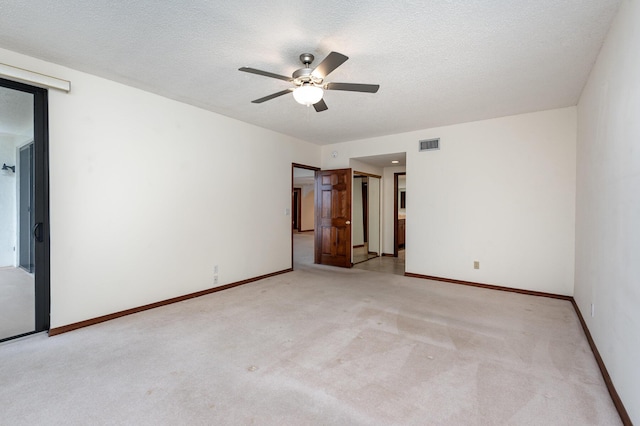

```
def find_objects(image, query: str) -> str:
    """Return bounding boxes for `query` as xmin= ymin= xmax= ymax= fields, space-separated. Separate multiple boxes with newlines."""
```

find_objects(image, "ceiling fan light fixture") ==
xmin=239 ymin=51 xmax=379 ymax=111
xmin=293 ymin=84 xmax=323 ymax=106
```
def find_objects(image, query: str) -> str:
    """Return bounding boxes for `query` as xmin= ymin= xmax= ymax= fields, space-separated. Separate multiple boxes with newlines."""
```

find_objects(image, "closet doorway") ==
xmin=352 ymin=171 xmax=381 ymax=264
xmin=292 ymin=163 xmax=319 ymax=268
xmin=394 ymin=172 xmax=406 ymax=257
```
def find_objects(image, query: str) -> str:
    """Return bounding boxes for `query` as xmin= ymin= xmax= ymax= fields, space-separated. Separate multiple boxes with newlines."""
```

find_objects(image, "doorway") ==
xmin=0 ymin=78 xmax=50 ymax=343
xmin=292 ymin=163 xmax=319 ymax=268
xmin=394 ymin=172 xmax=406 ymax=258
xmin=352 ymin=171 xmax=381 ymax=264
xmin=292 ymin=188 xmax=302 ymax=232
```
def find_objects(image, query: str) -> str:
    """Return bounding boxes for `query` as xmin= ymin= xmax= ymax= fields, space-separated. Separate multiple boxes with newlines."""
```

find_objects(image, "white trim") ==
xmin=0 ymin=63 xmax=70 ymax=92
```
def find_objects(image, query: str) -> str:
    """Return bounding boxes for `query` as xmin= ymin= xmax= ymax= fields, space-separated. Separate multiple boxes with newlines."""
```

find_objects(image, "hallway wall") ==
xmin=574 ymin=0 xmax=640 ymax=421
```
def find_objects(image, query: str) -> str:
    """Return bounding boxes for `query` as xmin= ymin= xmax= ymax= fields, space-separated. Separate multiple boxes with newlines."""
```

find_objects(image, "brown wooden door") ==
xmin=292 ymin=188 xmax=301 ymax=231
xmin=315 ymin=168 xmax=352 ymax=267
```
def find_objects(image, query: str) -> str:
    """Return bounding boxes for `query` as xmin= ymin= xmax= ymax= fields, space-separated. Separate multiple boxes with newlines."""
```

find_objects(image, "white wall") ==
xmin=575 ymin=0 xmax=640 ymax=422
xmin=300 ymin=184 xmax=314 ymax=231
xmin=0 ymin=134 xmax=18 ymax=267
xmin=350 ymin=158 xmax=383 ymax=177
xmin=0 ymin=134 xmax=32 ymax=267
xmin=0 ymin=48 xmax=321 ymax=328
xmin=323 ymin=107 xmax=577 ymax=295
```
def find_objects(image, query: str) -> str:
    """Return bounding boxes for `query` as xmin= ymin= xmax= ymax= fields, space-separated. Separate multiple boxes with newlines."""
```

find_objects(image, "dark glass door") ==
xmin=0 ymin=78 xmax=49 ymax=342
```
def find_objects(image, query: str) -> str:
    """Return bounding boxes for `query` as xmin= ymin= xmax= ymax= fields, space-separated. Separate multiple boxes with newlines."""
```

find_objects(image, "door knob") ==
xmin=346 ymin=221 xmax=351 ymax=225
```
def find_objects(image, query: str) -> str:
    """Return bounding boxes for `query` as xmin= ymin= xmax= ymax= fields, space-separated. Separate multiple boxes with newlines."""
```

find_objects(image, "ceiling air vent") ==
xmin=419 ymin=138 xmax=440 ymax=152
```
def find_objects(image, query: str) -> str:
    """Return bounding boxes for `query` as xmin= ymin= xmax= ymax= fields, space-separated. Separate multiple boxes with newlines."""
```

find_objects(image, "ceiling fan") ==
xmin=239 ymin=51 xmax=379 ymax=112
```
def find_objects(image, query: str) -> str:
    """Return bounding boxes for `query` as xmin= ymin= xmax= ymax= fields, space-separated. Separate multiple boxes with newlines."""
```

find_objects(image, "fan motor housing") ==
xmin=292 ymin=68 xmax=322 ymax=86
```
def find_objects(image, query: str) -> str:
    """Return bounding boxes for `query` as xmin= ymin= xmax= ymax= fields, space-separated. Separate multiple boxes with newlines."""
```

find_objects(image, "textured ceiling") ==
xmin=0 ymin=0 xmax=621 ymax=145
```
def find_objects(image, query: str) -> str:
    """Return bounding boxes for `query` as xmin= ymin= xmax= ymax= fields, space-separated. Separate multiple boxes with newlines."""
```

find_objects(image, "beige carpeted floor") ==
xmin=0 ymin=234 xmax=621 ymax=425
xmin=0 ymin=266 xmax=35 ymax=340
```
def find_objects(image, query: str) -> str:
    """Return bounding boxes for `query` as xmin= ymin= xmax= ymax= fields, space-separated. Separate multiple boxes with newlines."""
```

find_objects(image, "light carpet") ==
xmin=0 ymin=266 xmax=35 ymax=340
xmin=0 ymin=235 xmax=621 ymax=425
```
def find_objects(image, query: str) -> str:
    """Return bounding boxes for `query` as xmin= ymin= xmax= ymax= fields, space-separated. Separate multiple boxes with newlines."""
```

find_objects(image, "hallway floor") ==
xmin=293 ymin=232 xmax=405 ymax=276
xmin=353 ymin=250 xmax=405 ymax=276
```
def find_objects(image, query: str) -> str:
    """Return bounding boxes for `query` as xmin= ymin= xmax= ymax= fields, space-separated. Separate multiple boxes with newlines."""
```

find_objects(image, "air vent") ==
xmin=419 ymin=138 xmax=440 ymax=152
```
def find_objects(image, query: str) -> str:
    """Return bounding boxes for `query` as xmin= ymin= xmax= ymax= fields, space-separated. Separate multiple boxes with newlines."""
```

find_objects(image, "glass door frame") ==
xmin=0 ymin=77 xmax=50 ymax=342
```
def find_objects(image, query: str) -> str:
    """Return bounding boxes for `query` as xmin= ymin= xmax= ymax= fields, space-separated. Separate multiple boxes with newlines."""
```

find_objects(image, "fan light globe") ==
xmin=293 ymin=84 xmax=323 ymax=106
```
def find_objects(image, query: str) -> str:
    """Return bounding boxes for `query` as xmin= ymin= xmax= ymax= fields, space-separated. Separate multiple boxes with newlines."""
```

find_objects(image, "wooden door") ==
xmin=292 ymin=188 xmax=301 ymax=231
xmin=315 ymin=168 xmax=352 ymax=267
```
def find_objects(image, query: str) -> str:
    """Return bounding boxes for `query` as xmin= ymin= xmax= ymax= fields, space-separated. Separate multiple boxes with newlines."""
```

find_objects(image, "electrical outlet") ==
xmin=474 ymin=261 xmax=480 ymax=269
xmin=214 ymin=275 xmax=218 ymax=285
xmin=214 ymin=265 xmax=218 ymax=274
xmin=591 ymin=303 xmax=595 ymax=317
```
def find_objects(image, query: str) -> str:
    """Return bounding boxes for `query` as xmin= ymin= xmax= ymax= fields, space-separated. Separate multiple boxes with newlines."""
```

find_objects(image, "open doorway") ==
xmin=292 ymin=163 xmax=319 ymax=269
xmin=394 ymin=172 xmax=406 ymax=258
xmin=292 ymin=188 xmax=302 ymax=232
xmin=352 ymin=171 xmax=381 ymax=264
xmin=348 ymin=153 xmax=405 ymax=276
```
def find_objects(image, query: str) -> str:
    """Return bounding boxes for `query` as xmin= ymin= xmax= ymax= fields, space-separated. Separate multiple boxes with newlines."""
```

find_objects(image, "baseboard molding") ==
xmin=299 ymin=229 xmax=314 ymax=233
xmin=353 ymin=244 xmax=364 ymax=248
xmin=405 ymin=271 xmax=630 ymax=425
xmin=404 ymin=272 xmax=572 ymax=300
xmin=382 ymin=253 xmax=394 ymax=257
xmin=570 ymin=300 xmax=632 ymax=425
xmin=49 ymin=268 xmax=293 ymax=336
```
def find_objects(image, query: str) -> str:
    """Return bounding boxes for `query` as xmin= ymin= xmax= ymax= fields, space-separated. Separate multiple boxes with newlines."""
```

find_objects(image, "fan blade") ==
xmin=239 ymin=67 xmax=292 ymax=82
xmin=311 ymin=52 xmax=348 ymax=79
xmin=325 ymin=82 xmax=380 ymax=93
xmin=313 ymin=99 xmax=328 ymax=112
xmin=251 ymin=89 xmax=293 ymax=103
